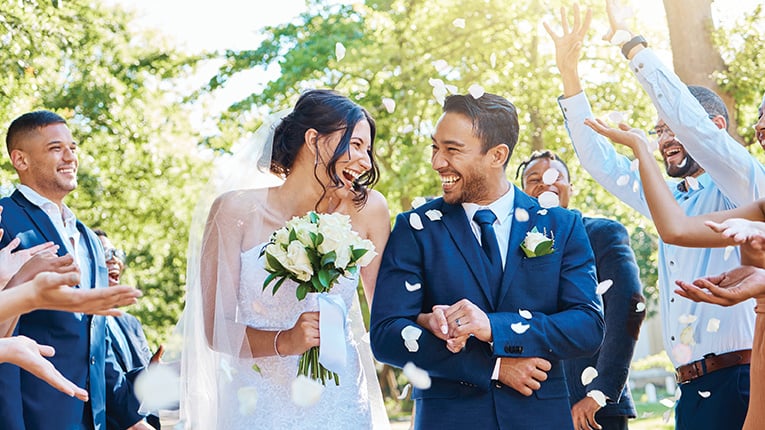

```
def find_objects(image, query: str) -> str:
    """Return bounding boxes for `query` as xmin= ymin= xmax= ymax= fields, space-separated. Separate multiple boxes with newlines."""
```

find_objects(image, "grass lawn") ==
xmin=630 ymin=401 xmax=675 ymax=430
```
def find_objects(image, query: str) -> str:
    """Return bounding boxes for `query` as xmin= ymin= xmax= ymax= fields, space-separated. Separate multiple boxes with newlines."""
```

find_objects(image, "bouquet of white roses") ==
xmin=261 ymin=211 xmax=376 ymax=385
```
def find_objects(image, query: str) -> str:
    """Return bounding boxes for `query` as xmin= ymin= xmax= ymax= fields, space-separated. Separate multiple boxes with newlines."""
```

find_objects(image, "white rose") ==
xmin=335 ymin=245 xmax=352 ymax=269
xmin=354 ymin=238 xmax=377 ymax=267
xmin=317 ymin=223 xmax=350 ymax=255
xmin=523 ymin=231 xmax=549 ymax=253
xmin=285 ymin=241 xmax=313 ymax=281
xmin=272 ymin=227 xmax=290 ymax=247
xmin=292 ymin=222 xmax=318 ymax=247
xmin=264 ymin=243 xmax=288 ymax=271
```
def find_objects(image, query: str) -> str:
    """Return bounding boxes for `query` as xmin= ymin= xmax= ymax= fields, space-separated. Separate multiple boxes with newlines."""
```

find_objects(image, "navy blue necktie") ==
xmin=473 ymin=209 xmax=501 ymax=267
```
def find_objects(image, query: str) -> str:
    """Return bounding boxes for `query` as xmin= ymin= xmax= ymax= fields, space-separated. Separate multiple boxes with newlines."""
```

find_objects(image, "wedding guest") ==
xmin=544 ymin=3 xmax=765 ymax=428
xmin=180 ymin=89 xmax=390 ymax=429
xmin=518 ymin=150 xmax=644 ymax=430
xmin=0 ymin=110 xmax=152 ymax=430
xmin=93 ymin=229 xmax=161 ymax=429
xmin=755 ymin=92 xmax=765 ymax=150
xmin=370 ymin=92 xmax=604 ymax=430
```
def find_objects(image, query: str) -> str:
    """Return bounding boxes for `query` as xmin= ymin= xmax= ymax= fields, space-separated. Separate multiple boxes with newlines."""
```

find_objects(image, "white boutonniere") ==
xmin=520 ymin=227 xmax=554 ymax=258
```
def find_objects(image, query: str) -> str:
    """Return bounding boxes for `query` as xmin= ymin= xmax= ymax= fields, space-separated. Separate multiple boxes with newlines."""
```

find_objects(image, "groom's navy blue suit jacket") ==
xmin=371 ymin=188 xmax=604 ymax=430
xmin=0 ymin=190 xmax=143 ymax=430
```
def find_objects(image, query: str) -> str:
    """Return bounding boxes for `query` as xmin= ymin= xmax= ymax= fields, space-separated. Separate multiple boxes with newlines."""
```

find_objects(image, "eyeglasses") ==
xmin=649 ymin=125 xmax=674 ymax=138
xmin=104 ymin=248 xmax=126 ymax=263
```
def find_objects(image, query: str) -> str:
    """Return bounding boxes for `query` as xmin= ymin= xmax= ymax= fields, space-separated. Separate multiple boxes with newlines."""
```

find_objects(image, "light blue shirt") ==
xmin=559 ymin=48 xmax=765 ymax=367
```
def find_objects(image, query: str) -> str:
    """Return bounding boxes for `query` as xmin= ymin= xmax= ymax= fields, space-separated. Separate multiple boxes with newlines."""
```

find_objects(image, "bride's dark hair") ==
xmin=270 ymin=89 xmax=379 ymax=207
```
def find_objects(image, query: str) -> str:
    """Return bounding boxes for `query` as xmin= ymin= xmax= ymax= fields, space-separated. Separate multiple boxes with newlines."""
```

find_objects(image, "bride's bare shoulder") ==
xmin=209 ymin=189 xmax=270 ymax=219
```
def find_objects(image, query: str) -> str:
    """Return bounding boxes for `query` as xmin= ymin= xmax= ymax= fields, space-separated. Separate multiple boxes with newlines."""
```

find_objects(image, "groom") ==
xmin=370 ymin=93 xmax=604 ymax=429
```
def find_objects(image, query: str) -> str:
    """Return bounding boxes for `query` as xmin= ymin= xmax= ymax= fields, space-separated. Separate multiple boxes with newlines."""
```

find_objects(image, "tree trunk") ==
xmin=662 ymin=0 xmax=743 ymax=142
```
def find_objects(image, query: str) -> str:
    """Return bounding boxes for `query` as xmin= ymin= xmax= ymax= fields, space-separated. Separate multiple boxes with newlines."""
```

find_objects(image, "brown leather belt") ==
xmin=675 ymin=349 xmax=752 ymax=384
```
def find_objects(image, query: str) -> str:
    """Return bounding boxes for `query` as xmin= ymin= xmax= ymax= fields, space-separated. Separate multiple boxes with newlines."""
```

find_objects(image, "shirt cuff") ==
xmin=491 ymin=358 xmax=501 ymax=380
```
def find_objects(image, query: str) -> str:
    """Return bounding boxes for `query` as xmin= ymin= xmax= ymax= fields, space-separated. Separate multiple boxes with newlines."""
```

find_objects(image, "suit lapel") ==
xmin=77 ymin=222 xmax=98 ymax=289
xmin=497 ymin=188 xmax=539 ymax=308
xmin=439 ymin=201 xmax=496 ymax=307
xmin=11 ymin=190 xmax=68 ymax=256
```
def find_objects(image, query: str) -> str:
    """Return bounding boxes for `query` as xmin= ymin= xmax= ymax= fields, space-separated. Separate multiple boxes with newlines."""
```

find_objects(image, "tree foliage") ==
xmin=0 ymin=0 xmax=210 ymax=345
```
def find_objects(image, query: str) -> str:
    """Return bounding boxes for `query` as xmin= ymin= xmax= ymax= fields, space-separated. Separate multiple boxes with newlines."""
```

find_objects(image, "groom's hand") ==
xmin=443 ymin=299 xmax=492 ymax=343
xmin=497 ymin=357 xmax=552 ymax=396
xmin=416 ymin=305 xmax=450 ymax=341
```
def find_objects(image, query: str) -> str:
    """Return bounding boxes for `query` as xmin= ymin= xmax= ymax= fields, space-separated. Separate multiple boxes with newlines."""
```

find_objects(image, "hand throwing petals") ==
xmin=596 ymin=279 xmax=613 ymax=295
xmin=409 ymin=213 xmax=424 ymax=230
xmin=403 ymin=362 xmax=432 ymax=389
xmin=425 ymin=209 xmax=443 ymax=221
xmin=405 ymin=281 xmax=422 ymax=292
xmin=581 ymin=367 xmax=598 ymax=385
xmin=511 ymin=322 xmax=530 ymax=334
xmin=291 ymin=375 xmax=324 ymax=407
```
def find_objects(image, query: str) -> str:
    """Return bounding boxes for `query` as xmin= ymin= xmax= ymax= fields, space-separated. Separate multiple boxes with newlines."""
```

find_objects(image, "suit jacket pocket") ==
xmin=533 ymin=377 xmax=569 ymax=400
xmin=521 ymin=252 xmax=558 ymax=270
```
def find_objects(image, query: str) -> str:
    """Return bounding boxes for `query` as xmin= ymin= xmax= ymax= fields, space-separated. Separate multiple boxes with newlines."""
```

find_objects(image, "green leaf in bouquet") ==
xmin=311 ymin=276 xmax=324 ymax=293
xmin=296 ymin=282 xmax=310 ymax=300
xmin=288 ymin=228 xmax=297 ymax=242
xmin=271 ymin=276 xmax=289 ymax=295
xmin=262 ymin=272 xmax=280 ymax=291
xmin=534 ymin=240 xmax=554 ymax=256
xmin=306 ymin=247 xmax=321 ymax=267
xmin=321 ymin=251 xmax=337 ymax=267
xmin=318 ymin=269 xmax=332 ymax=289
xmin=308 ymin=211 xmax=319 ymax=224
xmin=351 ymin=247 xmax=368 ymax=262
xmin=310 ymin=231 xmax=323 ymax=247
xmin=265 ymin=253 xmax=286 ymax=272
xmin=346 ymin=265 xmax=358 ymax=276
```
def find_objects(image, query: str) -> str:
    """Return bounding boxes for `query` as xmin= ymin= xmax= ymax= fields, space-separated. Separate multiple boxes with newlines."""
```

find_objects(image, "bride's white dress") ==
xmin=217 ymin=245 xmax=380 ymax=429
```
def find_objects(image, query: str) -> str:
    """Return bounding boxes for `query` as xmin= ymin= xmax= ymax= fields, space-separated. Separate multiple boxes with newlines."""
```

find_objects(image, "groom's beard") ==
xmin=442 ymin=165 xmax=490 ymax=205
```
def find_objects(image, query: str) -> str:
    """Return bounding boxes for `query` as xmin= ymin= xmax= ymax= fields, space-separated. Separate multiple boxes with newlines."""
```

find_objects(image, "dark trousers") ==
xmin=675 ymin=364 xmax=750 ymax=430
xmin=596 ymin=415 xmax=629 ymax=430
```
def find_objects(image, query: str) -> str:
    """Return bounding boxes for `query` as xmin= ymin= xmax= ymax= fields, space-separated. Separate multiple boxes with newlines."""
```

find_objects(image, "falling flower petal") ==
xmin=468 ymin=84 xmax=485 ymax=99
xmin=685 ymin=176 xmax=699 ymax=191
xmin=220 ymin=358 xmax=237 ymax=383
xmin=382 ymin=98 xmax=396 ymax=114
xmin=675 ymin=387 xmax=682 ymax=400
xmin=511 ymin=322 xmax=530 ymax=334
xmin=542 ymin=168 xmax=559 ymax=185
xmin=514 ymin=207 xmax=529 ymax=222
xmin=135 ymin=364 xmax=181 ymax=412
xmin=397 ymin=383 xmax=412 ymax=399
xmin=403 ymin=362 xmax=432 ymax=389
xmin=252 ymin=363 xmax=262 ymax=374
xmin=610 ymin=29 xmax=632 ymax=45
xmin=291 ymin=375 xmax=324 ymax=407
xmin=632 ymin=180 xmax=640 ymax=193
xmin=237 ymin=387 xmax=258 ymax=416
xmin=662 ymin=409 xmax=673 ymax=423
xmin=724 ymin=246 xmax=735 ymax=261
xmin=660 ymin=398 xmax=676 ymax=408
xmin=608 ymin=111 xmax=626 ymax=124
xmin=698 ymin=391 xmax=711 ymax=398
xmin=490 ymin=53 xmax=497 ymax=68
xmin=538 ymin=191 xmax=559 ymax=208
xmin=679 ymin=326 xmax=695 ymax=345
xmin=335 ymin=42 xmax=346 ymax=61
xmin=518 ymin=309 xmax=532 ymax=320
xmin=445 ymin=84 xmax=458 ymax=94
xmin=635 ymin=302 xmax=646 ymax=312
xmin=401 ymin=325 xmax=422 ymax=341
xmin=432 ymin=60 xmax=449 ymax=73
xmin=425 ymin=209 xmax=443 ymax=221
xmin=596 ymin=279 xmax=614 ymax=295
xmin=587 ymin=390 xmax=607 ymax=407
xmin=672 ymin=344 xmax=692 ymax=364
xmin=537 ymin=209 xmax=548 ymax=215
xmin=581 ymin=367 xmax=598 ymax=385
xmin=678 ymin=314 xmax=697 ymax=325
xmin=616 ymin=175 xmax=630 ymax=186
xmin=409 ymin=213 xmax=424 ymax=230
xmin=405 ymin=281 xmax=421 ymax=292
xmin=630 ymin=158 xmax=640 ymax=172
xmin=452 ymin=18 xmax=465 ymax=28
xmin=706 ymin=318 xmax=720 ymax=333
xmin=411 ymin=196 xmax=427 ymax=208
xmin=433 ymin=86 xmax=447 ymax=105
xmin=404 ymin=339 xmax=420 ymax=352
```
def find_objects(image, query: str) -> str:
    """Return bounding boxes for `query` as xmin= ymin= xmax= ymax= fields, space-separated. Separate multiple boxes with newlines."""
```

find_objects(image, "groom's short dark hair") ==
xmin=443 ymin=93 xmax=519 ymax=168
xmin=6 ymin=110 xmax=67 ymax=154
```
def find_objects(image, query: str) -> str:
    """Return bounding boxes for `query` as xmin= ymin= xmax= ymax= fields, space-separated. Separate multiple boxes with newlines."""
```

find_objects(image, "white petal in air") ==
xmin=616 ymin=175 xmax=630 ymax=186
xmin=630 ymin=158 xmax=640 ymax=172
xmin=542 ymin=168 xmax=559 ymax=185
xmin=632 ymin=180 xmax=640 ymax=193
xmin=672 ymin=344 xmax=692 ymax=364
xmin=445 ymin=84 xmax=458 ymax=94
xmin=220 ymin=358 xmax=237 ymax=383
xmin=237 ymin=387 xmax=258 ymax=416
xmin=698 ymin=391 xmax=711 ymax=398
xmin=468 ymin=84 xmax=485 ymax=99
xmin=382 ymin=98 xmax=396 ymax=114
xmin=685 ymin=176 xmax=700 ymax=191
xmin=511 ymin=322 xmax=530 ymax=334
xmin=608 ymin=111 xmax=626 ymax=124
xmin=452 ymin=18 xmax=466 ymax=28
xmin=405 ymin=281 xmax=422 ymax=292
xmin=610 ymin=29 xmax=632 ymax=45
xmin=411 ymin=196 xmax=427 ymax=208
xmin=662 ymin=409 xmax=673 ymax=423
xmin=514 ymin=207 xmax=529 ymax=222
xmin=403 ymin=362 xmax=432 ymax=389
xmin=397 ymin=383 xmax=412 ymax=399
xmin=432 ymin=59 xmax=449 ymax=73
xmin=596 ymin=279 xmax=614 ymax=295
xmin=707 ymin=318 xmax=721 ymax=333
xmin=635 ymin=302 xmax=646 ymax=312
xmin=335 ymin=42 xmax=346 ymax=61
xmin=678 ymin=314 xmax=697 ymax=325
xmin=660 ymin=398 xmax=676 ymax=408
xmin=581 ymin=367 xmax=598 ymax=385
xmin=490 ymin=52 xmax=497 ymax=68
xmin=291 ymin=375 xmax=324 ymax=407
xmin=425 ymin=209 xmax=443 ymax=221
xmin=401 ymin=325 xmax=423 ymax=341
xmin=679 ymin=326 xmax=695 ymax=345
xmin=537 ymin=209 xmax=548 ymax=216
xmin=518 ymin=309 xmax=532 ymax=320
xmin=587 ymin=390 xmax=607 ymax=407
xmin=409 ymin=213 xmax=424 ymax=230
xmin=538 ymin=191 xmax=559 ymax=209
xmin=724 ymin=245 xmax=735 ymax=261
xmin=134 ymin=364 xmax=181 ymax=412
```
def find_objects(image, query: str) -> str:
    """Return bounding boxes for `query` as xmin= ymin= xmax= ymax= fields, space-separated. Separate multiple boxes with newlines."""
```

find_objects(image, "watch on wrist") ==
xmin=621 ymin=35 xmax=648 ymax=59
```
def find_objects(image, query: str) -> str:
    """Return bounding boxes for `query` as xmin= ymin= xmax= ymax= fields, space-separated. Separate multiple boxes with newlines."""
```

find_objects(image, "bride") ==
xmin=179 ymin=90 xmax=391 ymax=429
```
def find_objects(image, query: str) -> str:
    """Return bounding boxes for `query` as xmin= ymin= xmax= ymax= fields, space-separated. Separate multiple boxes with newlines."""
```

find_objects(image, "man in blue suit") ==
xmin=0 ymin=111 xmax=153 ymax=429
xmin=370 ymin=93 xmax=604 ymax=430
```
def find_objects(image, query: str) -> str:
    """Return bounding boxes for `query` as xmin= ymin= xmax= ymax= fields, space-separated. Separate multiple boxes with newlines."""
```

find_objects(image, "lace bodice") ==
xmin=215 ymin=245 xmax=373 ymax=429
